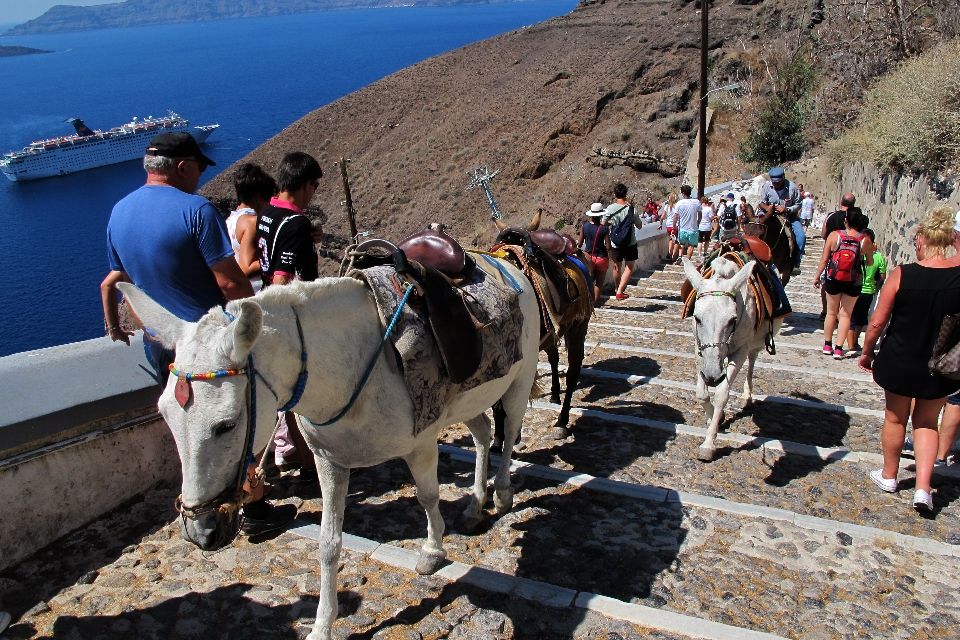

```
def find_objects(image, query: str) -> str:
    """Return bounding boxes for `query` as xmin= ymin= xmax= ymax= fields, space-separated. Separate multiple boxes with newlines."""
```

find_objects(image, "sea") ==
xmin=0 ymin=0 xmax=576 ymax=357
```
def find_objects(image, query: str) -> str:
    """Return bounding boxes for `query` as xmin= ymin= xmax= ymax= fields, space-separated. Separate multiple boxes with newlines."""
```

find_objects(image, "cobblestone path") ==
xmin=3 ymin=236 xmax=959 ymax=640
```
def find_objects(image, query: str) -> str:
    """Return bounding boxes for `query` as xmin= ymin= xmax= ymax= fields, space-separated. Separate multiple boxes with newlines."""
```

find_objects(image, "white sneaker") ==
xmin=869 ymin=469 xmax=898 ymax=493
xmin=913 ymin=489 xmax=933 ymax=512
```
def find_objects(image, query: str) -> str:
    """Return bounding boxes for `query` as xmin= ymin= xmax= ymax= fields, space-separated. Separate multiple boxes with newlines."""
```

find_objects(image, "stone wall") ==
xmin=793 ymin=159 xmax=960 ymax=266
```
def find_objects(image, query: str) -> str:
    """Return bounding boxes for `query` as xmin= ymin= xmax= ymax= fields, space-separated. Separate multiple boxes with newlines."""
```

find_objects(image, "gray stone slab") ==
xmin=512 ymin=576 xmax=577 ymax=608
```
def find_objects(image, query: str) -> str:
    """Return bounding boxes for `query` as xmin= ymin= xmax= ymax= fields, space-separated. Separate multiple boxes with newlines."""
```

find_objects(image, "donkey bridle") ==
xmin=693 ymin=290 xmax=738 ymax=385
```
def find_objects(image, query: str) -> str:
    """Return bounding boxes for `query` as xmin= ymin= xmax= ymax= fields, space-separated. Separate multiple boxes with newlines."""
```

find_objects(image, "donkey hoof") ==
xmin=549 ymin=395 xmax=561 ymax=405
xmin=460 ymin=511 xmax=485 ymax=533
xmin=550 ymin=426 xmax=570 ymax=440
xmin=696 ymin=446 xmax=715 ymax=462
xmin=493 ymin=489 xmax=514 ymax=515
xmin=415 ymin=550 xmax=446 ymax=575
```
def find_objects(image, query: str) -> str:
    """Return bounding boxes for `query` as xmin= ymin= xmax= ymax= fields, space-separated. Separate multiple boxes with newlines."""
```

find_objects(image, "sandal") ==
xmin=615 ymin=293 xmax=630 ymax=300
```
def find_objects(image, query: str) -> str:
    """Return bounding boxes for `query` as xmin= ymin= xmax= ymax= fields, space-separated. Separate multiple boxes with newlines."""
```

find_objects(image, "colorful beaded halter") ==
xmin=167 ymin=364 xmax=247 ymax=381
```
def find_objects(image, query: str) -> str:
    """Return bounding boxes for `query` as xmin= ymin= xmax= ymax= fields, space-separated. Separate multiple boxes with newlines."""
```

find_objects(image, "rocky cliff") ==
xmin=201 ymin=0 xmax=810 ymax=271
xmin=6 ymin=0 xmax=511 ymax=35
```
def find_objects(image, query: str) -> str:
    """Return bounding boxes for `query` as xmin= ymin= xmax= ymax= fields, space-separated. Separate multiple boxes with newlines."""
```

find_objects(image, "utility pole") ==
xmin=697 ymin=0 xmax=709 ymax=198
xmin=466 ymin=167 xmax=504 ymax=220
xmin=337 ymin=157 xmax=358 ymax=241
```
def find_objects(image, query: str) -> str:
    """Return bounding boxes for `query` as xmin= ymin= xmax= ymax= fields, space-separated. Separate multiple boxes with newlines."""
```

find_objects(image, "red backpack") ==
xmin=825 ymin=231 xmax=863 ymax=283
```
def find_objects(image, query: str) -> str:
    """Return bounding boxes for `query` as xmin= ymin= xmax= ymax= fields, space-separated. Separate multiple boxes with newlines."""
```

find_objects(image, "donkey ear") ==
xmin=224 ymin=300 xmax=263 ymax=363
xmin=681 ymin=257 xmax=704 ymax=291
xmin=728 ymin=260 xmax=757 ymax=294
xmin=117 ymin=282 xmax=187 ymax=349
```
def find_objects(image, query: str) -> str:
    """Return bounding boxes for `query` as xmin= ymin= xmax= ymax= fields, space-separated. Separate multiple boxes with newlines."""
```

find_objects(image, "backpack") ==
xmin=609 ymin=205 xmax=635 ymax=246
xmin=825 ymin=231 xmax=863 ymax=283
xmin=720 ymin=202 xmax=738 ymax=230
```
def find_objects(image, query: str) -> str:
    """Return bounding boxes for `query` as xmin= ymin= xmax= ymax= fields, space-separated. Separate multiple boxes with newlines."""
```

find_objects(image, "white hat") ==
xmin=955 ymin=210 xmax=960 ymax=233
xmin=586 ymin=202 xmax=603 ymax=216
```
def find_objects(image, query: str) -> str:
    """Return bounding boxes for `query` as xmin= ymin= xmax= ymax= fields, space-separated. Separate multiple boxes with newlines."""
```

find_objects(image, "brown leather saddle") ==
xmin=492 ymin=227 xmax=582 ymax=337
xmin=351 ymin=226 xmax=481 ymax=383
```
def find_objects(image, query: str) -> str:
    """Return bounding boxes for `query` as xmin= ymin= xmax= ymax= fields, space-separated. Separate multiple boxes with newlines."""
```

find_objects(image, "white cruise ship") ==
xmin=0 ymin=112 xmax=219 ymax=182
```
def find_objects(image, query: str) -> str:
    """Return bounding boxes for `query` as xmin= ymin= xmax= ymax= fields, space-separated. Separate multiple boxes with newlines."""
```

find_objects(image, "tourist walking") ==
xmin=845 ymin=228 xmax=886 ymax=355
xmin=759 ymin=167 xmax=804 ymax=275
xmin=697 ymin=196 xmax=715 ymax=256
xmin=99 ymin=132 xmax=295 ymax=535
xmin=814 ymin=207 xmax=867 ymax=360
xmin=674 ymin=184 xmax=701 ymax=262
xmin=603 ymin=183 xmax=640 ymax=301
xmin=860 ymin=207 xmax=960 ymax=512
xmin=660 ymin=193 xmax=678 ymax=262
xmin=800 ymin=191 xmax=815 ymax=227
xmin=819 ymin=193 xmax=861 ymax=318
xmin=578 ymin=202 xmax=611 ymax=303
xmin=738 ymin=195 xmax=755 ymax=222
xmin=226 ymin=163 xmax=278 ymax=291
xmin=717 ymin=192 xmax=740 ymax=242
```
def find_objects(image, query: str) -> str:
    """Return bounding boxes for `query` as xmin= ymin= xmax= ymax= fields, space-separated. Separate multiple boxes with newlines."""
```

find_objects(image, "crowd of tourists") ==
xmin=579 ymin=172 xmax=960 ymax=514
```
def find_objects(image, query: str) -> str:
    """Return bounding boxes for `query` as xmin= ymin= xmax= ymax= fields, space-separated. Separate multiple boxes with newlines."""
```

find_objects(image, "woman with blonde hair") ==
xmin=860 ymin=207 xmax=960 ymax=512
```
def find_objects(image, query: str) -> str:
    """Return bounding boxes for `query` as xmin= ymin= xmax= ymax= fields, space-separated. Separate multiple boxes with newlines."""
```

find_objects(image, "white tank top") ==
xmin=226 ymin=207 xmax=256 ymax=253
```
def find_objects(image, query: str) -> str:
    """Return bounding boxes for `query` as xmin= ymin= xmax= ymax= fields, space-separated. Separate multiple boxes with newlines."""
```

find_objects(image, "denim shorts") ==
xmin=948 ymin=391 xmax=960 ymax=406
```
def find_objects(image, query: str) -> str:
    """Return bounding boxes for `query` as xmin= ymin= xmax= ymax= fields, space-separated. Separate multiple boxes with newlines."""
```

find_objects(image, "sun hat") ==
xmin=768 ymin=167 xmax=785 ymax=180
xmin=954 ymin=210 xmax=960 ymax=232
xmin=146 ymin=132 xmax=216 ymax=166
xmin=585 ymin=202 xmax=603 ymax=216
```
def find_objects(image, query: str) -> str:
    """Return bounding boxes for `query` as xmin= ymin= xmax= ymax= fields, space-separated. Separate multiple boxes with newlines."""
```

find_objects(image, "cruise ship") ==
xmin=0 ymin=112 xmax=219 ymax=182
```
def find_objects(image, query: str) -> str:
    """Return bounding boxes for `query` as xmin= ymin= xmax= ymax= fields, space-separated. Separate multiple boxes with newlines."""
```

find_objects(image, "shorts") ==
xmin=678 ymin=229 xmax=699 ymax=247
xmin=610 ymin=243 xmax=639 ymax=263
xmin=666 ymin=227 xmax=676 ymax=238
xmin=948 ymin=391 xmax=960 ymax=406
xmin=823 ymin=279 xmax=862 ymax=297
xmin=851 ymin=292 xmax=874 ymax=328
xmin=698 ymin=230 xmax=712 ymax=243
xmin=587 ymin=252 xmax=610 ymax=273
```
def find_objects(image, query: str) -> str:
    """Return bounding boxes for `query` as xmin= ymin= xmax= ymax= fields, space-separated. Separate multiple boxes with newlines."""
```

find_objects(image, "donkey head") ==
xmin=119 ymin=283 xmax=269 ymax=551
xmin=682 ymin=257 xmax=756 ymax=386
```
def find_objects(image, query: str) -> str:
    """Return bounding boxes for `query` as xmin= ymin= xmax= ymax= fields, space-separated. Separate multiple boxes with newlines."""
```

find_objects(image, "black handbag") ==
xmin=929 ymin=313 xmax=960 ymax=380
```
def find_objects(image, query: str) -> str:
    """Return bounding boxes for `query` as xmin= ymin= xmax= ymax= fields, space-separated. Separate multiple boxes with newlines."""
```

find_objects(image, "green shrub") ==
xmin=829 ymin=41 xmax=960 ymax=175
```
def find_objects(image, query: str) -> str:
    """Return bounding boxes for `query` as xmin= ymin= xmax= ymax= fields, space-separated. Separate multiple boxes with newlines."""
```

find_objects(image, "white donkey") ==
xmin=119 ymin=274 xmax=539 ymax=640
xmin=682 ymin=256 xmax=783 ymax=461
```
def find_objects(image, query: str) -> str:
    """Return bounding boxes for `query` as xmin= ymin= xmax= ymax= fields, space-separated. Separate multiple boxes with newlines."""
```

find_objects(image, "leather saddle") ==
xmin=680 ymin=249 xmax=775 ymax=330
xmin=352 ymin=226 xmax=481 ymax=383
xmin=493 ymin=227 xmax=577 ymax=325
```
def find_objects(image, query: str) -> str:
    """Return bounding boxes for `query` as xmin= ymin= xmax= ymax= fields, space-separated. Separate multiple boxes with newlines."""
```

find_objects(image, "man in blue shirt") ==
xmin=758 ymin=166 xmax=804 ymax=275
xmin=100 ymin=133 xmax=293 ymax=537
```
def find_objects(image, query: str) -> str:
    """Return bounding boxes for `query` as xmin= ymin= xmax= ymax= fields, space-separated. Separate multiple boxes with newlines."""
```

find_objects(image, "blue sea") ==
xmin=0 ymin=1 xmax=576 ymax=357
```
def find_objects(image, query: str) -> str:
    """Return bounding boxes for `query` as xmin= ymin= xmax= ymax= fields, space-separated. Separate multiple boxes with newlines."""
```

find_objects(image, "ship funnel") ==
xmin=68 ymin=118 xmax=95 ymax=137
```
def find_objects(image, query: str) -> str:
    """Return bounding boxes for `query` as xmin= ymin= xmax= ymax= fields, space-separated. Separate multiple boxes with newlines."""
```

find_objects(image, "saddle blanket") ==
xmin=680 ymin=251 xmax=776 ymax=331
xmin=350 ymin=259 xmax=525 ymax=435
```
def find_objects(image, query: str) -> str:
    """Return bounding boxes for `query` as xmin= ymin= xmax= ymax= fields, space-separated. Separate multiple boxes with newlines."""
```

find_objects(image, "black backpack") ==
xmin=609 ymin=205 xmax=635 ymax=246
xmin=720 ymin=202 xmax=738 ymax=230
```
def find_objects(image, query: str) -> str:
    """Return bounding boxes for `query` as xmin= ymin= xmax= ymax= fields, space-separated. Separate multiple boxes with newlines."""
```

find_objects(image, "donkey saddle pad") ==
xmin=351 ymin=260 xmax=524 ymax=434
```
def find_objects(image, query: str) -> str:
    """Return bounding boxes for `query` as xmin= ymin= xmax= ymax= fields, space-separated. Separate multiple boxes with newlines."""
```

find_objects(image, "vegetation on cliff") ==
xmin=829 ymin=41 xmax=960 ymax=177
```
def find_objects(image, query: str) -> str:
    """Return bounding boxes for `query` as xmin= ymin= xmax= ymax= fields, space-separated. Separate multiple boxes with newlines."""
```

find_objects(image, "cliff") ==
xmin=200 ymin=0 xmax=809 ymax=271
xmin=0 ymin=46 xmax=51 ymax=57
xmin=6 ymin=0 xmax=511 ymax=35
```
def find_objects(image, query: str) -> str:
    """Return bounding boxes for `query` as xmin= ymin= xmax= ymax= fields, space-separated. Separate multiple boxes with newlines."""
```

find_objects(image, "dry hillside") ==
xmin=201 ymin=0 xmax=811 ymax=269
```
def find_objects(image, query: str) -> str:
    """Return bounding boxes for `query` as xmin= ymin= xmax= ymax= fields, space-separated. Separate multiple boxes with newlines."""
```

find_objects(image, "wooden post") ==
xmin=697 ymin=0 xmax=709 ymax=198
xmin=338 ymin=157 xmax=358 ymax=241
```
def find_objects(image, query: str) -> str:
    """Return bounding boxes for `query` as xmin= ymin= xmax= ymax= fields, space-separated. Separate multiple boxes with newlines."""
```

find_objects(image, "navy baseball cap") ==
xmin=726 ymin=192 xmax=735 ymax=199
xmin=146 ymin=132 xmax=215 ymax=167
xmin=768 ymin=167 xmax=785 ymax=180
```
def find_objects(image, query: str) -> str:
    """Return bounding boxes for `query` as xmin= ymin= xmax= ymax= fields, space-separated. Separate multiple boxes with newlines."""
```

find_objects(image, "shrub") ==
xmin=828 ymin=41 xmax=960 ymax=176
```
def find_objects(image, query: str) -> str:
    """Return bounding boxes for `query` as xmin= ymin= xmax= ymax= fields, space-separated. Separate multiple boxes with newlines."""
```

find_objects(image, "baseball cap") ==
xmin=768 ymin=167 xmax=785 ymax=180
xmin=146 ymin=132 xmax=216 ymax=166
xmin=726 ymin=192 xmax=735 ymax=199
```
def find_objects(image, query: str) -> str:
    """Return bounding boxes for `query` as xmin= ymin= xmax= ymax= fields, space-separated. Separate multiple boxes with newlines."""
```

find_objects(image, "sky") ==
xmin=0 ymin=0 xmax=114 ymax=25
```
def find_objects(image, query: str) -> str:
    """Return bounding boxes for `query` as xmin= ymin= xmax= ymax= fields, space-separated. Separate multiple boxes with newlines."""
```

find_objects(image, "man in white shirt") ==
xmin=674 ymin=184 xmax=702 ymax=262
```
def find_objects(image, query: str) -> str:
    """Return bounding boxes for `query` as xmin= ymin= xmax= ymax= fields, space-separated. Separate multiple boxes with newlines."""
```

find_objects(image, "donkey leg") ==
xmin=403 ymin=441 xmax=447 ymax=575
xmin=492 ymin=381 xmax=528 ymax=515
xmin=308 ymin=458 xmax=350 ymax=640
xmin=742 ymin=350 xmax=759 ymax=407
xmin=698 ymin=355 xmax=745 ymax=461
xmin=546 ymin=342 xmax=562 ymax=405
xmin=462 ymin=414 xmax=492 ymax=531
xmin=552 ymin=326 xmax=586 ymax=439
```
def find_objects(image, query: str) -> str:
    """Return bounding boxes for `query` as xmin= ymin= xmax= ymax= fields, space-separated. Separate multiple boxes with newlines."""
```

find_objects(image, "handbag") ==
xmin=928 ymin=313 xmax=960 ymax=380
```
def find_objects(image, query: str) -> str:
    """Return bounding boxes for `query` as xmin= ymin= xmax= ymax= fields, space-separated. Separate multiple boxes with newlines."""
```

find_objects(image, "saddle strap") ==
xmin=497 ymin=243 xmax=556 ymax=339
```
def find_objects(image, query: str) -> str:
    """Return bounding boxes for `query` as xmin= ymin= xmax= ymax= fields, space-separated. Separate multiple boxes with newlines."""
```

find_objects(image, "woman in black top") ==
xmin=860 ymin=207 xmax=960 ymax=512
xmin=578 ymin=203 xmax=611 ymax=305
